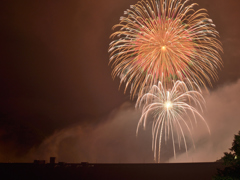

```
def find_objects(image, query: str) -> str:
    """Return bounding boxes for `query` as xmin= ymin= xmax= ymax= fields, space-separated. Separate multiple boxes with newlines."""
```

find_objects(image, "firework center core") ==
xmin=161 ymin=46 xmax=166 ymax=51
xmin=164 ymin=101 xmax=173 ymax=109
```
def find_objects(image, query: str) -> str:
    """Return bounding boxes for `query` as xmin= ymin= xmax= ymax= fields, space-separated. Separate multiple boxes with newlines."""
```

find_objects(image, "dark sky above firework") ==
xmin=0 ymin=0 xmax=240 ymax=163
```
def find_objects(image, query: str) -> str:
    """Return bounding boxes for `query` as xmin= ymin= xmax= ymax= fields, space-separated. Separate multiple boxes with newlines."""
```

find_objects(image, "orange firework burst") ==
xmin=109 ymin=0 xmax=223 ymax=98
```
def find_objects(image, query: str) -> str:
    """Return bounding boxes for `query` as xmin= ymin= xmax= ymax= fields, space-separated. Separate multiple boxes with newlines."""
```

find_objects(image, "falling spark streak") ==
xmin=136 ymin=80 xmax=210 ymax=162
xmin=109 ymin=0 xmax=223 ymax=98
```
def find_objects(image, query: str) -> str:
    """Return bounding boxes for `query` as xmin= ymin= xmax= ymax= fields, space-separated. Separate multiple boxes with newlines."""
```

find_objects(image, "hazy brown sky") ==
xmin=0 ymin=0 xmax=240 ymax=162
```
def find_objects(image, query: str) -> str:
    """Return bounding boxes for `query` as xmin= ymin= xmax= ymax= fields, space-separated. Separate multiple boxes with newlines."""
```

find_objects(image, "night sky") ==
xmin=0 ymin=0 xmax=240 ymax=163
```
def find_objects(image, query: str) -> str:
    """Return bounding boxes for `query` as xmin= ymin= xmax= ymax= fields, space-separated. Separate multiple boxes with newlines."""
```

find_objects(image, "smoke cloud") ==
xmin=19 ymin=80 xmax=240 ymax=163
xmin=26 ymin=102 xmax=154 ymax=163
xmin=169 ymin=80 xmax=240 ymax=162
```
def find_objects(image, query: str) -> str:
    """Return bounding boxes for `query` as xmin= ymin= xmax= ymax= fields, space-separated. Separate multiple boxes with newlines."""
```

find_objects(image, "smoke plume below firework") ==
xmin=9 ymin=80 xmax=240 ymax=163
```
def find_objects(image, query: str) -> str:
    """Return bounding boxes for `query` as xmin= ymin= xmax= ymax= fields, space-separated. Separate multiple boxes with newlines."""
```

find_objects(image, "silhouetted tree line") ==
xmin=213 ymin=131 xmax=240 ymax=180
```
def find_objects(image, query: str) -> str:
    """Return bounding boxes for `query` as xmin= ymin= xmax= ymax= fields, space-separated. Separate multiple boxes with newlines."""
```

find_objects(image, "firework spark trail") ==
xmin=136 ymin=80 xmax=210 ymax=162
xmin=108 ymin=0 xmax=222 ymax=162
xmin=109 ymin=0 xmax=222 ymax=98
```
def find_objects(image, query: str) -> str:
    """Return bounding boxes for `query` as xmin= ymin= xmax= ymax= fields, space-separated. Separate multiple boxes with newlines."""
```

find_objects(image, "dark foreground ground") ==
xmin=0 ymin=162 xmax=224 ymax=180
